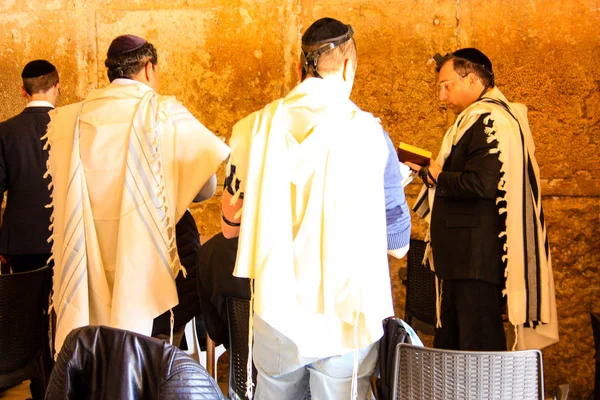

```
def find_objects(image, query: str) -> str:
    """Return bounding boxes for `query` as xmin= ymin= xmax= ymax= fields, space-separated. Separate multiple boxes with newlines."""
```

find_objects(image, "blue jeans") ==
xmin=252 ymin=315 xmax=378 ymax=400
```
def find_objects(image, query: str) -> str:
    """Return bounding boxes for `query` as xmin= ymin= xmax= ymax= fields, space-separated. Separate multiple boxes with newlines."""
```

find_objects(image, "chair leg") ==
xmin=405 ymin=313 xmax=413 ymax=327
xmin=206 ymin=333 xmax=216 ymax=379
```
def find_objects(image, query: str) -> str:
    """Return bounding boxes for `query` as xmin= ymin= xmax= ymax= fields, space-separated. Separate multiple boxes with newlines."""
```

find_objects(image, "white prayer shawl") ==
xmin=414 ymin=87 xmax=558 ymax=350
xmin=230 ymin=78 xmax=393 ymax=359
xmin=45 ymin=80 xmax=229 ymax=353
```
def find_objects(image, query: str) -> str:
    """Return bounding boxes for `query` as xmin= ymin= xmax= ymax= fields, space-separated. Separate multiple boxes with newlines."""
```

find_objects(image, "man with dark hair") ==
xmin=222 ymin=18 xmax=411 ymax=399
xmin=408 ymin=48 xmax=558 ymax=351
xmin=0 ymin=60 xmax=59 ymax=274
xmin=44 ymin=34 xmax=229 ymax=354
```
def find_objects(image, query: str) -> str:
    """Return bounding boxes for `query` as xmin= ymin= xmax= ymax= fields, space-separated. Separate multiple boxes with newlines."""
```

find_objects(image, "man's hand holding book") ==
xmin=397 ymin=142 xmax=441 ymax=188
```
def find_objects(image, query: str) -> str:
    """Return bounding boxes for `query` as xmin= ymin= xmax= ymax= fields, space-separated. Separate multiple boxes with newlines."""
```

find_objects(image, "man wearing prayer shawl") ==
xmin=407 ymin=48 xmax=558 ymax=351
xmin=221 ymin=18 xmax=411 ymax=400
xmin=45 ymin=34 xmax=230 ymax=355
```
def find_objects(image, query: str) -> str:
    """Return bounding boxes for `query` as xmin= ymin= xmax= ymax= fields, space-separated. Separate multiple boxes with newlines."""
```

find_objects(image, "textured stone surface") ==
xmin=0 ymin=0 xmax=598 ymax=397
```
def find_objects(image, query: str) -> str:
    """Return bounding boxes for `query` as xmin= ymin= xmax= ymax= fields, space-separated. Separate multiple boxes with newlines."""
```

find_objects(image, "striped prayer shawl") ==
xmin=45 ymin=90 xmax=180 ymax=354
xmin=414 ymin=87 xmax=558 ymax=350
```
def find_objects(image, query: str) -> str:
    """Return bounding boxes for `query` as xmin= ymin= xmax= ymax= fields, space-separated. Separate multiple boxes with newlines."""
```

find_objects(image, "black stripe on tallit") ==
xmin=540 ymin=207 xmax=550 ymax=261
xmin=413 ymin=191 xmax=429 ymax=213
xmin=488 ymin=97 xmax=549 ymax=265
xmin=528 ymin=158 xmax=539 ymax=206
xmin=531 ymin=203 xmax=542 ymax=320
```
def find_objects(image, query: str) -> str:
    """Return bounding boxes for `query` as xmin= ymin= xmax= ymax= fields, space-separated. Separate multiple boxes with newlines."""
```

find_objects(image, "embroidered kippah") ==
xmin=107 ymin=34 xmax=147 ymax=58
xmin=21 ymin=60 xmax=56 ymax=79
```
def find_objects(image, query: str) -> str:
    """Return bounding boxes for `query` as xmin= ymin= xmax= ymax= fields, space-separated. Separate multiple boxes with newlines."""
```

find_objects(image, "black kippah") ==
xmin=107 ymin=34 xmax=147 ymax=58
xmin=302 ymin=18 xmax=351 ymax=45
xmin=21 ymin=60 xmax=56 ymax=79
xmin=452 ymin=48 xmax=493 ymax=74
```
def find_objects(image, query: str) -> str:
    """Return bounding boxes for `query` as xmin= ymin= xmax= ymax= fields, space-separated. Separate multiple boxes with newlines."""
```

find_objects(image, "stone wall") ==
xmin=1 ymin=0 xmax=598 ymax=397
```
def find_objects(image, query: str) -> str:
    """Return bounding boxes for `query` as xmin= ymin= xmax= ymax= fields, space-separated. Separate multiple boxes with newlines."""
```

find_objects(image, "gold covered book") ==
xmin=397 ymin=142 xmax=432 ymax=166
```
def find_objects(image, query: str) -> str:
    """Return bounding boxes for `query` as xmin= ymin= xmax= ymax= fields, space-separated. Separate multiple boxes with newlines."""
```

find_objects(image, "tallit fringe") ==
xmin=350 ymin=312 xmax=359 ymax=400
xmin=435 ymin=277 xmax=443 ymax=328
xmin=487 ymin=113 xmax=521 ymax=345
xmin=48 ymin=288 xmax=55 ymax=360
xmin=245 ymin=280 xmax=255 ymax=399
xmin=43 ymin=116 xmax=58 ymax=359
xmin=169 ymin=309 xmax=175 ymax=345
xmin=149 ymin=96 xmax=180 ymax=279
xmin=486 ymin=113 xmax=512 ymax=279
xmin=511 ymin=323 xmax=518 ymax=351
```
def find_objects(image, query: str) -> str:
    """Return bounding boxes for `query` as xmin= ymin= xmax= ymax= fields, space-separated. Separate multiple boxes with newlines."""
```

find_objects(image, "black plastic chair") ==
xmin=227 ymin=297 xmax=256 ymax=400
xmin=401 ymin=239 xmax=436 ymax=333
xmin=0 ymin=265 xmax=53 ymax=395
xmin=592 ymin=312 xmax=600 ymax=400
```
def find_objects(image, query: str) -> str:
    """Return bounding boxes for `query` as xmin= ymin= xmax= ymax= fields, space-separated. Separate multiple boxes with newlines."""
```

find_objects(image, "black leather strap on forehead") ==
xmin=301 ymin=24 xmax=354 ymax=79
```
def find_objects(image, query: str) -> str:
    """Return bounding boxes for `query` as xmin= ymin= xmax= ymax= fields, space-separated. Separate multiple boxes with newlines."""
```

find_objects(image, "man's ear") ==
xmin=342 ymin=58 xmax=354 ymax=82
xmin=144 ymin=62 xmax=152 ymax=81
xmin=468 ymin=72 xmax=479 ymax=86
xmin=20 ymin=86 xmax=29 ymax=99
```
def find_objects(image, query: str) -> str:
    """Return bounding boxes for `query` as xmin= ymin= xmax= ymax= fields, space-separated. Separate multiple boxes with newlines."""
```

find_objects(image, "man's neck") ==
xmin=29 ymin=93 xmax=55 ymax=106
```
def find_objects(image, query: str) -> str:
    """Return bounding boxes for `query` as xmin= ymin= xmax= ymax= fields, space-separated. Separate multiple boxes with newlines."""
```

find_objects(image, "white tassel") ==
xmin=435 ymin=277 xmax=443 ymax=328
xmin=350 ymin=315 xmax=359 ymax=400
xmin=511 ymin=323 xmax=518 ymax=351
xmin=179 ymin=264 xmax=188 ymax=279
xmin=169 ymin=309 xmax=175 ymax=345
xmin=245 ymin=281 xmax=255 ymax=399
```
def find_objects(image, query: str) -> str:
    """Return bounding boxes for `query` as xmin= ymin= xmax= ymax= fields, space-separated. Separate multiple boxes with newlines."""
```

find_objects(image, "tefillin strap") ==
xmin=301 ymin=25 xmax=354 ymax=80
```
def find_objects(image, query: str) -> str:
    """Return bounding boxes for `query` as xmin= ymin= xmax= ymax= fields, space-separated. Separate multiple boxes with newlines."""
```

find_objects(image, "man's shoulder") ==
xmin=233 ymin=99 xmax=280 ymax=137
xmin=0 ymin=110 xmax=27 ymax=128
xmin=348 ymin=102 xmax=383 ymax=131
xmin=0 ymin=110 xmax=41 ymax=138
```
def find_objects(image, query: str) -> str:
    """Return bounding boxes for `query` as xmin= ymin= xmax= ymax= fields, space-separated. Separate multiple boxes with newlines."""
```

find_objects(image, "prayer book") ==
xmin=397 ymin=142 xmax=432 ymax=166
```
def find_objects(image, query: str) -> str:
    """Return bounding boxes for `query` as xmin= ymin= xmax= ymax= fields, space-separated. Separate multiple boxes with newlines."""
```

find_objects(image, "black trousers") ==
xmin=3 ymin=253 xmax=53 ymax=399
xmin=6 ymin=253 xmax=51 ymax=273
xmin=433 ymin=279 xmax=506 ymax=351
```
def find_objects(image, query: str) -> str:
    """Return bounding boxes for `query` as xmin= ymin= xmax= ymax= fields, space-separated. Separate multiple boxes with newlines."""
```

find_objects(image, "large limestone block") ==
xmin=95 ymin=6 xmax=294 ymax=137
xmin=0 ymin=10 xmax=81 ymax=121
xmin=540 ymin=197 xmax=599 ymax=399
xmin=464 ymin=0 xmax=600 ymax=192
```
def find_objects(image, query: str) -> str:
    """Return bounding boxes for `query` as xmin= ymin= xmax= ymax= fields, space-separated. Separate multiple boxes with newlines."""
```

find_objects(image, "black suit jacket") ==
xmin=0 ymin=107 xmax=53 ymax=254
xmin=430 ymin=113 xmax=505 ymax=285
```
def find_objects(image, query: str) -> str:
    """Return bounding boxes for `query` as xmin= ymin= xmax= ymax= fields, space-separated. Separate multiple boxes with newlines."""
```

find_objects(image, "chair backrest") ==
xmin=404 ymin=239 xmax=437 ymax=327
xmin=0 ymin=265 xmax=52 ymax=379
xmin=45 ymin=325 xmax=224 ymax=400
xmin=227 ymin=297 xmax=255 ymax=400
xmin=591 ymin=312 xmax=600 ymax=400
xmin=393 ymin=344 xmax=544 ymax=400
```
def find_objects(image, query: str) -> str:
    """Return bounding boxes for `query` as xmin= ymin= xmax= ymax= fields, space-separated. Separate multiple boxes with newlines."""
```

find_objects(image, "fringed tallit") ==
xmin=45 ymin=81 xmax=229 ymax=354
xmin=230 ymin=78 xmax=393 ymax=397
xmin=413 ymin=87 xmax=558 ymax=350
